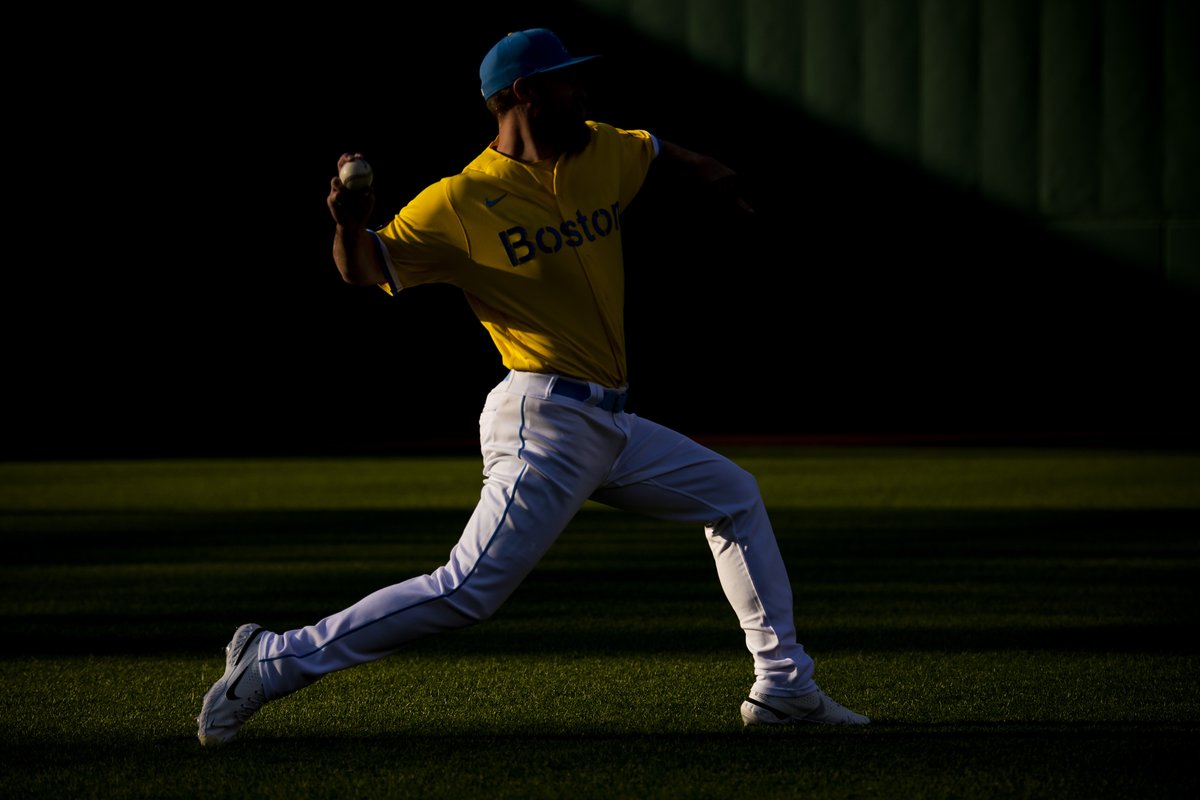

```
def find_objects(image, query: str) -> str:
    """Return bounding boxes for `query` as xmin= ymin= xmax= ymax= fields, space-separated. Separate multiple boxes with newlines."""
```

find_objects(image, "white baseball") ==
xmin=339 ymin=159 xmax=373 ymax=191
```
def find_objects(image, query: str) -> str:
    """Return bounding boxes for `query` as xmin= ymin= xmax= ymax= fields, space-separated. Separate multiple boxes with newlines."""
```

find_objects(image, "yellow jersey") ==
xmin=372 ymin=121 xmax=658 ymax=388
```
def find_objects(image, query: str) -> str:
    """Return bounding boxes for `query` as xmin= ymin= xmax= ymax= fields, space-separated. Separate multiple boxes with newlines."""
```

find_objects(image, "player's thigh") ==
xmin=472 ymin=389 xmax=620 ymax=565
xmin=594 ymin=414 xmax=761 ymax=523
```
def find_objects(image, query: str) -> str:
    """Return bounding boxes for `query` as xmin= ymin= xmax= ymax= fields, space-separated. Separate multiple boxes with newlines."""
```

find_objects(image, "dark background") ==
xmin=6 ymin=3 xmax=1197 ymax=459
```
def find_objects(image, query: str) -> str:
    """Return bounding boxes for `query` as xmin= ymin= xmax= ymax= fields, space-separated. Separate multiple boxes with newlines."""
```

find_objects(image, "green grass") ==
xmin=2 ymin=448 xmax=1198 ymax=798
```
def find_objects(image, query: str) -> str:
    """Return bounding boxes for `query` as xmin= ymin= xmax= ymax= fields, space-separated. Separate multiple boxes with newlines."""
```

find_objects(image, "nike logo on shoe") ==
xmin=484 ymin=192 xmax=508 ymax=208
xmin=224 ymin=627 xmax=266 ymax=701
xmin=744 ymin=695 xmax=793 ymax=720
xmin=226 ymin=665 xmax=254 ymax=701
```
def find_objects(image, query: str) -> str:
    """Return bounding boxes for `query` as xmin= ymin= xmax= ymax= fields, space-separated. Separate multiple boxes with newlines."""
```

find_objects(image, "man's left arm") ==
xmin=654 ymin=139 xmax=755 ymax=215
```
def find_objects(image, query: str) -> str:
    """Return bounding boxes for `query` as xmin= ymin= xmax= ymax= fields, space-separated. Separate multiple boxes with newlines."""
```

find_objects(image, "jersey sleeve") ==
xmin=372 ymin=179 xmax=470 ymax=293
xmin=599 ymin=124 xmax=660 ymax=209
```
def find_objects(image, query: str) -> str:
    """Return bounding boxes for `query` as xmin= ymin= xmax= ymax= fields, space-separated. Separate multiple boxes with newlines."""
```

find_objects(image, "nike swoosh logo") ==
xmin=225 ymin=627 xmax=267 ymax=701
xmin=484 ymin=192 xmax=508 ymax=208
xmin=745 ymin=696 xmax=792 ymax=720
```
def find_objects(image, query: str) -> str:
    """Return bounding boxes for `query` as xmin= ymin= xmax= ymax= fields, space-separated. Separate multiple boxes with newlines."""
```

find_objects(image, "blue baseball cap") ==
xmin=480 ymin=28 xmax=600 ymax=100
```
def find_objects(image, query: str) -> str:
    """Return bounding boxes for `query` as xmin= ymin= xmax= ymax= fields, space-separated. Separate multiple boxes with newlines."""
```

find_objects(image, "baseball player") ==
xmin=197 ymin=27 xmax=869 ymax=746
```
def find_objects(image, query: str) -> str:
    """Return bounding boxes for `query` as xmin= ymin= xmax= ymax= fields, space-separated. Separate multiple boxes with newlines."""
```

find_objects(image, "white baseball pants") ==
xmin=257 ymin=370 xmax=816 ymax=699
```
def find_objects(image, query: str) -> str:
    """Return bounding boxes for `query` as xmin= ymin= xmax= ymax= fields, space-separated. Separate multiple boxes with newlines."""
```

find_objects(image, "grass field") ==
xmin=2 ymin=447 xmax=1198 ymax=798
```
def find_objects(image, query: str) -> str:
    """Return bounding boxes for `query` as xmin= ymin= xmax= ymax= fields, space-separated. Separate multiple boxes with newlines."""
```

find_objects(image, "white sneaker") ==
xmin=197 ymin=623 xmax=269 ymax=746
xmin=741 ymin=686 xmax=870 ymax=726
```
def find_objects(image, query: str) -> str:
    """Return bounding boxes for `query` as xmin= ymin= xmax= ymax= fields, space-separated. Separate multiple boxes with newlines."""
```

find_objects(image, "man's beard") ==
xmin=530 ymin=102 xmax=591 ymax=156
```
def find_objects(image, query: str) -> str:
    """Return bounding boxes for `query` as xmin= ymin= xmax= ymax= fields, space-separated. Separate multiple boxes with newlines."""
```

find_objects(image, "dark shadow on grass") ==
xmin=4 ymin=507 xmax=1198 ymax=562
xmin=5 ymin=725 xmax=1196 ymax=800
xmin=5 ymin=614 xmax=1197 ymax=657
xmin=3 ymin=507 xmax=1197 ymax=657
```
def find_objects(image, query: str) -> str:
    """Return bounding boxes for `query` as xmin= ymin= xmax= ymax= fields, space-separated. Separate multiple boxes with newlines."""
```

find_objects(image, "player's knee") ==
xmin=444 ymin=584 xmax=509 ymax=623
xmin=716 ymin=460 xmax=765 ymax=508
xmin=426 ymin=564 xmax=510 ymax=624
xmin=730 ymin=463 xmax=763 ymax=500
xmin=706 ymin=462 xmax=767 ymax=532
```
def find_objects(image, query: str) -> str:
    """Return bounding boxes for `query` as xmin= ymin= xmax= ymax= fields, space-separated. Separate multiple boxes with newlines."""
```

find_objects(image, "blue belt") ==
xmin=551 ymin=377 xmax=628 ymax=413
